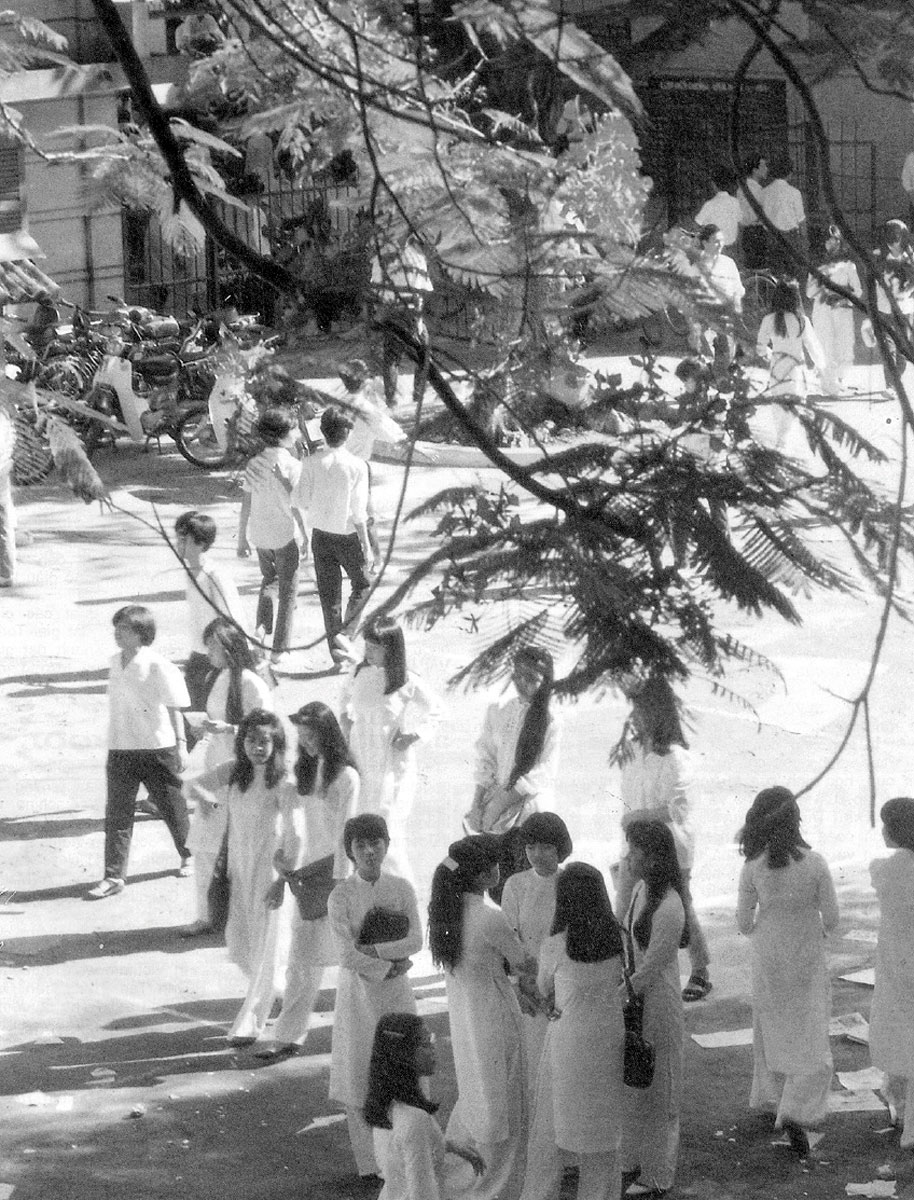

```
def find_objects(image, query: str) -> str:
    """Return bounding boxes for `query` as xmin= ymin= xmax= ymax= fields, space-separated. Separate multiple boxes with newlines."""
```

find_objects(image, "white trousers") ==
xmin=271 ymin=912 xmax=328 ymax=1046
xmin=193 ymin=848 xmax=217 ymax=924
xmin=750 ymin=1054 xmax=833 ymax=1130
xmin=346 ymin=1106 xmax=379 ymax=1176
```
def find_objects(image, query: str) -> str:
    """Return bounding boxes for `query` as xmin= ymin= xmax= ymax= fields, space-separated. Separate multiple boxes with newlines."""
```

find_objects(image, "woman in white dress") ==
xmin=806 ymin=225 xmax=862 ymax=394
xmin=520 ymin=863 xmax=625 ymax=1200
xmin=182 ymin=617 xmax=274 ymax=935
xmin=737 ymin=786 xmax=839 ymax=1156
xmin=328 ymin=813 xmax=423 ymax=1180
xmin=612 ymin=675 xmax=711 ymax=1002
xmin=869 ymin=219 xmax=914 ymax=390
xmin=257 ymin=701 xmax=361 ymax=1058
xmin=184 ymin=709 xmax=296 ymax=1044
xmin=500 ymin=812 xmax=573 ymax=1090
xmin=689 ymin=224 xmax=745 ymax=368
xmin=429 ymin=835 xmax=535 ymax=1200
xmin=341 ymin=618 xmax=440 ymax=883
xmin=756 ymin=279 xmax=825 ymax=447
xmin=622 ymin=820 xmax=688 ymax=1197
xmin=364 ymin=1012 xmax=485 ymax=1200
xmin=467 ymin=647 xmax=560 ymax=836
xmin=869 ymin=796 xmax=914 ymax=1148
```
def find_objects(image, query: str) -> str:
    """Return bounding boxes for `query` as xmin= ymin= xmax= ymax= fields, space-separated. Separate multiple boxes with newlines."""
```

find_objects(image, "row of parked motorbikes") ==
xmin=7 ymin=296 xmax=278 ymax=483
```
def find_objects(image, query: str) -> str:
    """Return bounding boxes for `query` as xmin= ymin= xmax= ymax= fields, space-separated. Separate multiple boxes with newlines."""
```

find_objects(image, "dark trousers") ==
xmin=380 ymin=309 xmax=429 ymax=407
xmin=105 ymin=748 xmax=190 ymax=881
xmin=311 ymin=528 xmax=371 ymax=656
xmin=742 ymin=225 xmax=767 ymax=270
xmin=255 ymin=539 xmax=300 ymax=654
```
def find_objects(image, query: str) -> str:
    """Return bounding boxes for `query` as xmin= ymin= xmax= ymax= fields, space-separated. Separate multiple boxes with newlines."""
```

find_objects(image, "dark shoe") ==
xmin=682 ymin=973 xmax=712 ymax=1002
xmin=782 ymin=1120 xmax=810 ymax=1157
xmin=87 ymin=877 xmax=125 ymax=899
xmin=255 ymin=1043 xmax=298 ymax=1061
xmin=226 ymin=1036 xmax=257 ymax=1048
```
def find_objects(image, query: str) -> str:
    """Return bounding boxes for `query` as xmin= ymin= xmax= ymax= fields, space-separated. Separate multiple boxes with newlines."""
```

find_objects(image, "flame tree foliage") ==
xmin=19 ymin=0 xmax=914 ymax=696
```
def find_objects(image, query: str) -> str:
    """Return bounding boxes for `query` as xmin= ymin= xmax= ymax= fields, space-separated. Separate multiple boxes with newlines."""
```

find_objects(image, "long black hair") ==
xmin=881 ymin=797 xmax=914 ymax=853
xmin=626 ymin=819 xmax=690 ymax=951
xmin=363 ymin=1013 xmax=438 ymax=1129
xmin=551 ymin=862 xmax=623 ymax=962
xmin=360 ymin=617 xmax=407 ymax=694
xmin=508 ymin=646 xmax=555 ymax=789
xmin=229 ymin=709 xmax=287 ymax=791
xmin=768 ymin=278 xmax=803 ymax=338
xmin=629 ymin=673 xmax=688 ymax=755
xmin=428 ymin=835 xmax=502 ymax=971
xmin=291 ymin=701 xmax=358 ymax=794
xmin=739 ymin=786 xmax=810 ymax=869
xmin=203 ymin=616 xmax=262 ymax=727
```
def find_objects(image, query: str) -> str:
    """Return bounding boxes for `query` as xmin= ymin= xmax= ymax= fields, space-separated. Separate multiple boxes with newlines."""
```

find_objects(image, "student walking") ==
xmin=500 ymin=812 xmax=573 ymax=1091
xmin=294 ymin=406 xmax=374 ymax=665
xmin=174 ymin=510 xmax=246 ymax=708
xmin=340 ymin=618 xmax=440 ymax=883
xmin=762 ymin=154 xmax=807 ymax=279
xmin=694 ymin=167 xmax=742 ymax=253
xmin=520 ymin=863 xmax=626 ymax=1200
xmin=181 ymin=616 xmax=274 ymax=935
xmin=621 ymin=820 xmax=689 ymax=1198
xmin=88 ymin=605 xmax=192 ymax=899
xmin=364 ymin=1013 xmax=485 ymax=1200
xmin=255 ymin=702 xmax=361 ymax=1059
xmin=328 ymin=814 xmax=422 ymax=1180
xmin=237 ymin=408 xmax=304 ymax=665
xmin=868 ymin=797 xmax=914 ymax=1149
xmin=756 ymin=279 xmax=825 ymax=447
xmin=737 ymin=786 xmax=839 ymax=1156
xmin=429 ymin=835 xmax=534 ymax=1200
xmin=806 ymin=226 xmax=862 ymax=394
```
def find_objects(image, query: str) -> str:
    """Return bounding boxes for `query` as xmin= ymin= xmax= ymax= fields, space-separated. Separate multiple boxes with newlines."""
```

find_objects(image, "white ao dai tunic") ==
xmin=869 ymin=850 xmax=914 ymax=1077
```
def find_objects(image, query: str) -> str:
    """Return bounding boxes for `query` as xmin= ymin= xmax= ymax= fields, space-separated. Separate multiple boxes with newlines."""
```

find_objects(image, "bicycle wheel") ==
xmin=174 ymin=407 xmax=229 ymax=468
xmin=742 ymin=271 xmax=778 ymax=333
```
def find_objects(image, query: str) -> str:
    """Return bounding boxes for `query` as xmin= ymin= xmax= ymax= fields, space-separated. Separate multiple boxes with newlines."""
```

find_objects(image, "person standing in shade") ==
xmin=737 ymin=787 xmax=839 ymax=1157
xmin=762 ymin=154 xmax=807 ymax=279
xmin=738 ymin=154 xmax=769 ymax=269
xmin=694 ymin=167 xmax=742 ymax=255
xmin=294 ymin=406 xmax=373 ymax=666
xmin=371 ymin=233 xmax=434 ymax=408
xmin=868 ymin=797 xmax=914 ymax=1149
xmin=88 ymin=606 xmax=192 ymax=899
xmin=174 ymin=510 xmax=246 ymax=709
xmin=237 ymin=408 xmax=304 ymax=666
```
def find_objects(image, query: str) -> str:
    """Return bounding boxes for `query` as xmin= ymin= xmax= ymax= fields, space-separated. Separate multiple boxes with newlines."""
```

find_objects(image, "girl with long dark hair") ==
xmin=621 ymin=820 xmax=688 ymax=1197
xmin=806 ymin=225 xmax=862 ymax=394
xmin=755 ymin=278 xmax=825 ymax=446
xmin=182 ymin=617 xmax=274 ymax=935
xmin=737 ymin=787 xmax=839 ymax=1156
xmin=869 ymin=797 xmax=914 ymax=1148
xmin=467 ymin=646 xmax=560 ymax=836
xmin=428 ymin=836 xmax=534 ymax=1200
xmin=364 ymin=1013 xmax=484 ymax=1200
xmin=612 ymin=675 xmax=711 ymax=1002
xmin=256 ymin=701 xmax=361 ymax=1058
xmin=520 ymin=863 xmax=625 ymax=1200
xmin=340 ymin=617 xmax=440 ymax=882
xmin=184 ymin=709 xmax=297 ymax=1044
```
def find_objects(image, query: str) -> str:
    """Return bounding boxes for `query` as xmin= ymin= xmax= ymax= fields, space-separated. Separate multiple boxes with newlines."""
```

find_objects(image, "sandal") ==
xmin=682 ymin=973 xmax=712 ymax=1002
xmin=86 ymin=877 xmax=125 ymax=900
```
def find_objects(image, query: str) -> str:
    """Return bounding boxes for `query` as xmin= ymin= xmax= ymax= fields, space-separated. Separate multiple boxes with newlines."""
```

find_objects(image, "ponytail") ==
xmin=428 ymin=835 xmax=501 ymax=970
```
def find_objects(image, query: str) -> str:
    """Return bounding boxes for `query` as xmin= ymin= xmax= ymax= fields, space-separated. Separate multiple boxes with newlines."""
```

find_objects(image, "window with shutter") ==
xmin=0 ymin=142 xmax=24 ymax=235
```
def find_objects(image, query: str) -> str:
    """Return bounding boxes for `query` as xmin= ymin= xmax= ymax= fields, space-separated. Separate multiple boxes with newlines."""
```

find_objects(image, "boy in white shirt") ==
xmin=694 ymin=168 xmax=742 ymax=251
xmin=237 ymin=408 xmax=304 ymax=664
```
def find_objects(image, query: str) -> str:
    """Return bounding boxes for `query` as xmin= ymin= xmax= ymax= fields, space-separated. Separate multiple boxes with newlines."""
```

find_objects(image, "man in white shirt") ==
xmin=174 ymin=510 xmax=246 ymax=707
xmin=762 ymin=154 xmax=807 ymax=277
xmin=88 ymin=605 xmax=192 ymax=899
xmin=737 ymin=153 xmax=768 ymax=268
xmin=295 ymin=407 xmax=374 ymax=665
xmin=694 ymin=168 xmax=742 ymax=250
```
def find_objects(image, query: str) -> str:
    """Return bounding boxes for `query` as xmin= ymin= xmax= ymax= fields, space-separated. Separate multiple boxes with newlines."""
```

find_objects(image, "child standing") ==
xmin=174 ymin=511 xmax=246 ymax=708
xmin=869 ymin=797 xmax=914 ymax=1148
xmin=328 ymin=814 xmax=423 ymax=1180
xmin=88 ymin=605 xmax=192 ymax=899
xmin=429 ymin=835 xmax=533 ymax=1200
xmin=237 ymin=407 xmax=304 ymax=665
xmin=805 ymin=226 xmax=862 ymax=395
xmin=737 ymin=786 xmax=839 ymax=1156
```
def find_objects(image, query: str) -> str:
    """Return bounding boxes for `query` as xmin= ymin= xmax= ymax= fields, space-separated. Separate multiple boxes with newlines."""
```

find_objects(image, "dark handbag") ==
xmin=286 ymin=853 xmax=336 ymax=921
xmin=623 ymin=988 xmax=656 ymax=1089
xmin=358 ymin=906 xmax=410 ymax=945
xmin=207 ymin=830 xmax=230 ymax=935
xmin=622 ymin=916 xmax=655 ymax=1089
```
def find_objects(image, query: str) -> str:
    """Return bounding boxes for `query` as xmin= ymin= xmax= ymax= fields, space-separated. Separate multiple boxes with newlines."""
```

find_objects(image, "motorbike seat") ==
xmin=133 ymin=355 xmax=179 ymax=378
